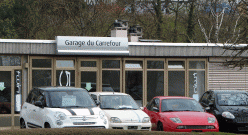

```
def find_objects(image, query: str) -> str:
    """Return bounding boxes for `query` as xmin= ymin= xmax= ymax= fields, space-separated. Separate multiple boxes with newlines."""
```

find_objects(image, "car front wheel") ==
xmin=45 ymin=123 xmax=51 ymax=128
xmin=157 ymin=122 xmax=164 ymax=131
xmin=20 ymin=119 xmax=26 ymax=129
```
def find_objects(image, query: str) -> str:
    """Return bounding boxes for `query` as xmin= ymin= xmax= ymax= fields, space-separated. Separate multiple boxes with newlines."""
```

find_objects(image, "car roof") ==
xmin=89 ymin=92 xmax=128 ymax=96
xmin=210 ymin=90 xmax=248 ymax=93
xmin=36 ymin=86 xmax=87 ymax=91
xmin=154 ymin=96 xmax=195 ymax=100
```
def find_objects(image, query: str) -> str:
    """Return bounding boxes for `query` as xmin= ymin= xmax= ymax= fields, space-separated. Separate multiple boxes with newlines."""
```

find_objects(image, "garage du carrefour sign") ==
xmin=56 ymin=36 xmax=129 ymax=55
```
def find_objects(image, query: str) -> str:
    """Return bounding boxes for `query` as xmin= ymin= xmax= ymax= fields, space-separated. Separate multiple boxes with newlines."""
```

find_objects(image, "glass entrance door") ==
xmin=0 ymin=71 xmax=11 ymax=114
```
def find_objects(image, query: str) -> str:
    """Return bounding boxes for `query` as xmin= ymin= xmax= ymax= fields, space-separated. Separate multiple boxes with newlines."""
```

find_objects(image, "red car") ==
xmin=143 ymin=96 xmax=219 ymax=132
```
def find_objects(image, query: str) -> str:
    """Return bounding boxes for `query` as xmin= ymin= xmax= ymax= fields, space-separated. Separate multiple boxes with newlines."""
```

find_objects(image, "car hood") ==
xmin=46 ymin=107 xmax=101 ymax=116
xmin=220 ymin=106 xmax=248 ymax=117
xmin=162 ymin=111 xmax=215 ymax=125
xmin=103 ymin=109 xmax=149 ymax=123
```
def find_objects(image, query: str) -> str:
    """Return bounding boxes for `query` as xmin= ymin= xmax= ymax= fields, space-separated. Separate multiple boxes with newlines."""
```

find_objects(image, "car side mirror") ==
xmin=205 ymin=107 xmax=210 ymax=111
xmin=152 ymin=107 xmax=159 ymax=112
xmin=208 ymin=102 xmax=214 ymax=107
xmin=140 ymin=107 xmax=144 ymax=110
xmin=95 ymin=100 xmax=100 ymax=106
xmin=34 ymin=101 xmax=43 ymax=108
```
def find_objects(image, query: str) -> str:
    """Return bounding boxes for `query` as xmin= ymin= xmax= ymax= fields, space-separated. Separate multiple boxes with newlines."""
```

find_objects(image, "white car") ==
xmin=20 ymin=87 xmax=108 ymax=129
xmin=89 ymin=92 xmax=151 ymax=130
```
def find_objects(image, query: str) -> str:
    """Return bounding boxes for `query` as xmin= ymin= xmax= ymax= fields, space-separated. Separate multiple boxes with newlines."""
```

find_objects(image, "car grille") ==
xmin=73 ymin=122 xmax=96 ymax=125
xmin=236 ymin=117 xmax=248 ymax=123
xmin=70 ymin=116 xmax=97 ymax=121
xmin=238 ymin=127 xmax=248 ymax=131
xmin=128 ymin=126 xmax=138 ymax=130
xmin=185 ymin=126 xmax=207 ymax=129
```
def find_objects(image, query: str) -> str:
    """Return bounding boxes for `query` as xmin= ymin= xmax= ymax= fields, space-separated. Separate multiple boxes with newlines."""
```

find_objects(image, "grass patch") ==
xmin=0 ymin=128 xmax=237 ymax=135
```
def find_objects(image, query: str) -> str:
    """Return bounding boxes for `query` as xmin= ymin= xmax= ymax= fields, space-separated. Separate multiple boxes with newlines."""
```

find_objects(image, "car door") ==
xmin=148 ymin=98 xmax=160 ymax=130
xmin=28 ymin=89 xmax=42 ymax=128
xmin=32 ymin=90 xmax=46 ymax=128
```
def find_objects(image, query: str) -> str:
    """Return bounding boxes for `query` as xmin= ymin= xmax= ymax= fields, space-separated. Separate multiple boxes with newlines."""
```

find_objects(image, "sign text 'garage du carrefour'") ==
xmin=56 ymin=36 xmax=129 ymax=55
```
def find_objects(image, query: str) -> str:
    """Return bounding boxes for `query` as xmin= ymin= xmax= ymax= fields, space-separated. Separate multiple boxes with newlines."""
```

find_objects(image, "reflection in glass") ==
xmin=32 ymin=70 xmax=51 ymax=87
xmin=102 ymin=71 xmax=120 ymax=92
xmin=56 ymin=70 xmax=75 ymax=87
xmin=81 ymin=72 xmax=96 ymax=92
xmin=147 ymin=71 xmax=164 ymax=102
xmin=125 ymin=71 xmax=143 ymax=107
xmin=32 ymin=59 xmax=52 ymax=68
xmin=99 ymin=95 xmax=139 ymax=109
xmin=161 ymin=99 xmax=204 ymax=112
xmin=189 ymin=61 xmax=205 ymax=69
xmin=168 ymin=71 xmax=185 ymax=96
xmin=102 ymin=60 xmax=120 ymax=68
xmin=147 ymin=61 xmax=164 ymax=69
xmin=125 ymin=61 xmax=143 ymax=69
xmin=0 ymin=56 xmax=21 ymax=66
xmin=81 ymin=61 xmax=96 ymax=67
xmin=168 ymin=61 xmax=185 ymax=69
xmin=0 ymin=71 xmax=11 ymax=114
xmin=56 ymin=60 xmax=74 ymax=68
xmin=189 ymin=71 xmax=205 ymax=101
xmin=15 ymin=70 xmax=22 ymax=114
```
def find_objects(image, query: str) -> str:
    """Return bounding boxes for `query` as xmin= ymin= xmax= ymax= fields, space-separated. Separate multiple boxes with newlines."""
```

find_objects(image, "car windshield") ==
xmin=99 ymin=95 xmax=139 ymax=110
xmin=47 ymin=90 xmax=96 ymax=108
xmin=217 ymin=93 xmax=248 ymax=106
xmin=161 ymin=99 xmax=204 ymax=112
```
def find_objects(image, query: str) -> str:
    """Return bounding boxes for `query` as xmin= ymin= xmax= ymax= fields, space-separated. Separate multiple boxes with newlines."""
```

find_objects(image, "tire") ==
xmin=157 ymin=122 xmax=164 ymax=131
xmin=45 ymin=123 xmax=51 ymax=128
xmin=20 ymin=119 xmax=26 ymax=129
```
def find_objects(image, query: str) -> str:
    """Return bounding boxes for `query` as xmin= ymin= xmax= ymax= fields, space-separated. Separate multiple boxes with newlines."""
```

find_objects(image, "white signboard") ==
xmin=56 ymin=36 xmax=129 ymax=55
xmin=62 ymin=95 xmax=76 ymax=106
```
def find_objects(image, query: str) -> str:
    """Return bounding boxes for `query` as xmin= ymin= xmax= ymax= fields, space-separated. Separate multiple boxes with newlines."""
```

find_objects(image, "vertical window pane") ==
xmin=32 ymin=59 xmax=52 ymax=68
xmin=0 ymin=71 xmax=11 ymax=114
xmin=56 ymin=60 xmax=74 ymax=68
xmin=32 ymin=70 xmax=51 ymax=87
xmin=15 ymin=70 xmax=22 ymax=114
xmin=81 ymin=72 xmax=96 ymax=92
xmin=147 ymin=71 xmax=164 ymax=102
xmin=168 ymin=61 xmax=185 ymax=69
xmin=147 ymin=61 xmax=164 ymax=69
xmin=0 ymin=56 xmax=21 ymax=66
xmin=125 ymin=61 xmax=143 ymax=69
xmin=189 ymin=71 xmax=205 ymax=101
xmin=125 ymin=71 xmax=143 ymax=107
xmin=56 ymin=70 xmax=75 ymax=87
xmin=102 ymin=71 xmax=120 ymax=92
xmin=189 ymin=61 xmax=205 ymax=69
xmin=102 ymin=60 xmax=120 ymax=68
xmin=168 ymin=71 xmax=185 ymax=96
xmin=81 ymin=61 xmax=96 ymax=67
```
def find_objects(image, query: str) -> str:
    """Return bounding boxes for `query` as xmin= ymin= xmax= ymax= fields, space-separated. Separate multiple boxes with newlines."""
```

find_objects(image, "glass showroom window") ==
xmin=147 ymin=60 xmax=164 ymax=102
xmin=125 ymin=60 xmax=143 ymax=107
xmin=189 ymin=61 xmax=206 ymax=101
xmin=168 ymin=60 xmax=186 ymax=96
xmin=56 ymin=60 xmax=75 ymax=87
xmin=32 ymin=59 xmax=52 ymax=88
xmin=102 ymin=60 xmax=121 ymax=92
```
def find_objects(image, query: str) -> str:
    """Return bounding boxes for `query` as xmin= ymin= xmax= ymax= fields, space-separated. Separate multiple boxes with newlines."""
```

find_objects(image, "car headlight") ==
xmin=222 ymin=111 xmax=235 ymax=119
xmin=54 ymin=112 xmax=66 ymax=120
xmin=99 ymin=111 xmax=105 ymax=119
xmin=208 ymin=117 xmax=216 ymax=123
xmin=110 ymin=117 xmax=122 ymax=123
xmin=142 ymin=117 xmax=150 ymax=123
xmin=170 ymin=118 xmax=182 ymax=123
